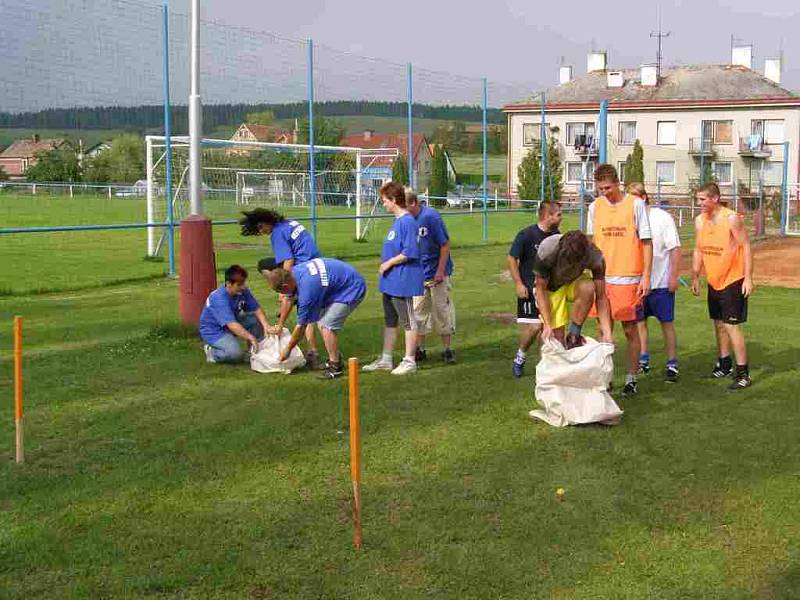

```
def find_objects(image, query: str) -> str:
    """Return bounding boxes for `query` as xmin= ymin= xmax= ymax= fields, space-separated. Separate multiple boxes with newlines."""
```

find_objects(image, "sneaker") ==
xmin=512 ymin=358 xmax=525 ymax=378
xmin=305 ymin=350 xmax=324 ymax=370
xmin=638 ymin=361 xmax=651 ymax=375
xmin=564 ymin=332 xmax=586 ymax=350
xmin=390 ymin=358 xmax=417 ymax=375
xmin=362 ymin=357 xmax=393 ymax=372
xmin=710 ymin=361 xmax=733 ymax=379
xmin=621 ymin=380 xmax=638 ymax=397
xmin=203 ymin=344 xmax=216 ymax=364
xmin=728 ymin=374 xmax=752 ymax=391
xmin=415 ymin=347 xmax=428 ymax=362
xmin=442 ymin=348 xmax=456 ymax=364
xmin=664 ymin=365 xmax=679 ymax=383
xmin=317 ymin=361 xmax=344 ymax=380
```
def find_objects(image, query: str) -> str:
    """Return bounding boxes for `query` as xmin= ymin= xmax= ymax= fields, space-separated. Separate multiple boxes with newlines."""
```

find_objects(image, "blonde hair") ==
xmin=626 ymin=182 xmax=648 ymax=203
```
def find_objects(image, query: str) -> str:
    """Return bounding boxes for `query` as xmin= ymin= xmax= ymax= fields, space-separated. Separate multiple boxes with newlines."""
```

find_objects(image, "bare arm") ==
xmin=667 ymin=246 xmax=682 ymax=293
xmin=433 ymin=241 xmax=451 ymax=283
xmin=379 ymin=253 xmax=409 ymax=274
xmin=594 ymin=278 xmax=613 ymax=343
xmin=507 ymin=255 xmax=528 ymax=299
xmin=730 ymin=213 xmax=754 ymax=296
xmin=226 ymin=321 xmax=258 ymax=348
xmin=691 ymin=215 xmax=704 ymax=296
xmin=279 ymin=323 xmax=308 ymax=361
xmin=534 ymin=277 xmax=553 ymax=338
xmin=253 ymin=307 xmax=270 ymax=334
xmin=638 ymin=239 xmax=653 ymax=297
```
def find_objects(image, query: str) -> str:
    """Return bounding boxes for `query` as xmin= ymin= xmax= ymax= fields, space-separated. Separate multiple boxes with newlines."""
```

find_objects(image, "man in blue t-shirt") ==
xmin=199 ymin=264 xmax=270 ymax=363
xmin=406 ymin=192 xmax=457 ymax=364
xmin=258 ymin=256 xmax=367 ymax=379
xmin=240 ymin=208 xmax=323 ymax=367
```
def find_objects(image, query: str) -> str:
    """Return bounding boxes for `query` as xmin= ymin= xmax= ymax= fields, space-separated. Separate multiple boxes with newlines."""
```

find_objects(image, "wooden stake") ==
xmin=348 ymin=357 xmax=362 ymax=548
xmin=14 ymin=316 xmax=23 ymax=464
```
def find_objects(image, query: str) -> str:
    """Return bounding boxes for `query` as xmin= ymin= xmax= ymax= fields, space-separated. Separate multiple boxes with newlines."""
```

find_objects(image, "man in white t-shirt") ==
xmin=628 ymin=184 xmax=681 ymax=382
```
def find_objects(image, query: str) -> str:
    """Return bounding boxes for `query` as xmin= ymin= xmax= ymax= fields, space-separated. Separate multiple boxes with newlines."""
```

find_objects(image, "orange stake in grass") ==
xmin=14 ymin=316 xmax=23 ymax=464
xmin=348 ymin=357 xmax=362 ymax=548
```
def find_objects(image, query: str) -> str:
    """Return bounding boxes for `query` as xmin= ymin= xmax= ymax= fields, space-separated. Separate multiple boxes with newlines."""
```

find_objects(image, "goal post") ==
xmin=145 ymin=136 xmax=398 ymax=256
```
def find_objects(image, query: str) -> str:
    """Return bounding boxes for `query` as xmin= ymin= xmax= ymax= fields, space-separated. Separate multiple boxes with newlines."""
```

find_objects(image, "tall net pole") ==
xmin=482 ymin=78 xmax=489 ymax=242
xmin=188 ymin=0 xmax=202 ymax=215
xmin=163 ymin=1 xmax=175 ymax=276
xmin=407 ymin=63 xmax=414 ymax=190
xmin=308 ymin=39 xmax=317 ymax=240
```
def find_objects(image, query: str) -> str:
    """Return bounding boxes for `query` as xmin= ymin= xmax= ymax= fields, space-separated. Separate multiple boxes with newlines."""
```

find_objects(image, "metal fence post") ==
xmin=540 ymin=92 xmax=546 ymax=202
xmin=407 ymin=63 xmax=414 ymax=190
xmin=781 ymin=141 xmax=790 ymax=235
xmin=163 ymin=1 xmax=175 ymax=276
xmin=482 ymin=78 xmax=488 ymax=242
xmin=308 ymin=38 xmax=317 ymax=240
xmin=598 ymin=100 xmax=608 ymax=164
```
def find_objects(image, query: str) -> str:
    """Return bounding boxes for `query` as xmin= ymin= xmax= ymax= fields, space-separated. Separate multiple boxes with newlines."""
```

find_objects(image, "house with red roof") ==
xmin=0 ymin=136 xmax=66 ymax=179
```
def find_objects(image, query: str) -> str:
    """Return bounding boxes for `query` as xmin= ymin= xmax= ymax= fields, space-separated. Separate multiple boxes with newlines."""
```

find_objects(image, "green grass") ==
xmin=450 ymin=153 xmax=507 ymax=178
xmin=0 ymin=244 xmax=798 ymax=598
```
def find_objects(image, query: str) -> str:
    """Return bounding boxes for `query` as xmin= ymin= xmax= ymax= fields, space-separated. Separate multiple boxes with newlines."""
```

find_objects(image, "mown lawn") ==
xmin=1 ymin=244 xmax=798 ymax=598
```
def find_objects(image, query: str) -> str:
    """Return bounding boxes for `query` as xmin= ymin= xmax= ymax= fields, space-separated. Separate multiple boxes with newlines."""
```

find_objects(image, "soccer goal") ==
xmin=145 ymin=136 xmax=399 ymax=256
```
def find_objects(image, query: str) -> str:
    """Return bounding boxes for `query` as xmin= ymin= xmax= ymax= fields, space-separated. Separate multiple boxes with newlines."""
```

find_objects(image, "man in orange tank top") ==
xmin=691 ymin=183 xmax=754 ymax=390
xmin=588 ymin=164 xmax=653 ymax=397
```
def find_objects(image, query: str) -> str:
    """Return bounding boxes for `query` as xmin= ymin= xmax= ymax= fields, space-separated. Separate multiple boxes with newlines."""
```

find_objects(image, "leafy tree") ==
xmin=391 ymin=155 xmax=409 ymax=186
xmin=429 ymin=144 xmax=449 ymax=201
xmin=623 ymin=139 xmax=644 ymax=185
xmin=25 ymin=145 xmax=81 ymax=182
xmin=0 ymin=165 xmax=8 ymax=182
xmin=297 ymin=116 xmax=345 ymax=147
xmin=516 ymin=133 xmax=562 ymax=201
xmin=245 ymin=110 xmax=274 ymax=126
xmin=83 ymin=134 xmax=145 ymax=183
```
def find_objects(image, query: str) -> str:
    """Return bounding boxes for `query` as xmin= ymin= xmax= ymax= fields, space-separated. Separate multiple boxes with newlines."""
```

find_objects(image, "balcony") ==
xmin=688 ymin=138 xmax=715 ymax=156
xmin=738 ymin=136 xmax=772 ymax=158
xmin=573 ymin=135 xmax=598 ymax=157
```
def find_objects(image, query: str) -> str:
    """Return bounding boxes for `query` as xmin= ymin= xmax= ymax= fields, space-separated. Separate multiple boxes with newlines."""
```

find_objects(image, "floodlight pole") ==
xmin=481 ymin=77 xmax=488 ymax=242
xmin=407 ymin=63 xmax=414 ymax=189
xmin=189 ymin=0 xmax=202 ymax=215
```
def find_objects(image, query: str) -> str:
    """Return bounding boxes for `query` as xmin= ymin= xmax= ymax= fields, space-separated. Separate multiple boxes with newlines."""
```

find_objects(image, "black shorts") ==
xmin=382 ymin=294 xmax=417 ymax=331
xmin=516 ymin=284 xmax=540 ymax=324
xmin=708 ymin=279 xmax=748 ymax=324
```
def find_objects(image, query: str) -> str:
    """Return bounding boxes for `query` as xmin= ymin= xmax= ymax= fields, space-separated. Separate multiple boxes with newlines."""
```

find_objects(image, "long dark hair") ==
xmin=239 ymin=208 xmax=285 ymax=236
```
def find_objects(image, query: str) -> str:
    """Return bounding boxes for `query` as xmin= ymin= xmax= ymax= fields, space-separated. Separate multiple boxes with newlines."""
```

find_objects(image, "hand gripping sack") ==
xmin=529 ymin=336 xmax=622 ymax=427
xmin=250 ymin=328 xmax=307 ymax=374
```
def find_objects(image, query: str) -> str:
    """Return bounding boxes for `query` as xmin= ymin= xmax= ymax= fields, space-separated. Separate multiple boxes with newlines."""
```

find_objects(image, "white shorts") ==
xmin=413 ymin=277 xmax=456 ymax=336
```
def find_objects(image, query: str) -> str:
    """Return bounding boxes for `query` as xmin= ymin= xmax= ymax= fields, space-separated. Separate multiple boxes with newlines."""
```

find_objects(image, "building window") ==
xmin=523 ymin=123 xmax=547 ymax=147
xmin=764 ymin=162 xmax=784 ymax=185
xmin=566 ymin=122 xmax=596 ymax=147
xmin=618 ymin=121 xmax=636 ymax=145
xmin=566 ymin=161 xmax=595 ymax=184
xmin=701 ymin=120 xmax=732 ymax=145
xmin=713 ymin=161 xmax=732 ymax=185
xmin=657 ymin=121 xmax=676 ymax=145
xmin=618 ymin=161 xmax=628 ymax=183
xmin=655 ymin=161 xmax=676 ymax=184
xmin=764 ymin=120 xmax=785 ymax=144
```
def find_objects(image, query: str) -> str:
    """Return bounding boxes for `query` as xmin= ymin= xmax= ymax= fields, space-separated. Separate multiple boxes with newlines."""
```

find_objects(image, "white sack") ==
xmin=529 ymin=336 xmax=622 ymax=427
xmin=250 ymin=328 xmax=307 ymax=374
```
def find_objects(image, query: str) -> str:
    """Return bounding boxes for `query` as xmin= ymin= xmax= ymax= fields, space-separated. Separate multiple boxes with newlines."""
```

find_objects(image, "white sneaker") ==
xmin=203 ymin=344 xmax=216 ymax=363
xmin=391 ymin=358 xmax=417 ymax=375
xmin=362 ymin=357 xmax=393 ymax=372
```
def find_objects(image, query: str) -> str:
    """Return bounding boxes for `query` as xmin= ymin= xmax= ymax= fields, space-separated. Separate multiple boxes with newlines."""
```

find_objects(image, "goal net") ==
xmin=145 ymin=136 xmax=399 ymax=256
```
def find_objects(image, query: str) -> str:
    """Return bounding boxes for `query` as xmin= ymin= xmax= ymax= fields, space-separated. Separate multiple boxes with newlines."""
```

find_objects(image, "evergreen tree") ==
xmin=428 ymin=144 xmax=449 ymax=202
xmin=391 ymin=155 xmax=409 ymax=186
xmin=623 ymin=139 xmax=644 ymax=184
xmin=517 ymin=134 xmax=562 ymax=201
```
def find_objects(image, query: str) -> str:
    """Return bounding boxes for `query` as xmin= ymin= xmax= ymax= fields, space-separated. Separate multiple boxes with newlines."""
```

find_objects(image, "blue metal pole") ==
xmin=699 ymin=122 xmax=705 ymax=186
xmin=482 ymin=78 xmax=488 ymax=242
xmin=162 ymin=2 xmax=175 ymax=277
xmin=781 ymin=141 xmax=790 ymax=235
xmin=540 ymin=93 xmax=546 ymax=202
xmin=307 ymin=39 xmax=317 ymax=240
xmin=598 ymin=100 xmax=608 ymax=164
xmin=407 ymin=63 xmax=414 ymax=189
xmin=579 ymin=173 xmax=586 ymax=232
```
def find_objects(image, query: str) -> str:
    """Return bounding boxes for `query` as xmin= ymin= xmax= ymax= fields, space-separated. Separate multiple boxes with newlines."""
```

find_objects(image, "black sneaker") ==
xmin=638 ymin=361 xmax=650 ymax=375
xmin=317 ymin=361 xmax=343 ymax=380
xmin=622 ymin=380 xmax=638 ymax=397
xmin=710 ymin=361 xmax=732 ymax=378
xmin=415 ymin=347 xmax=428 ymax=362
xmin=664 ymin=365 xmax=679 ymax=383
xmin=442 ymin=348 xmax=456 ymax=364
xmin=564 ymin=332 xmax=586 ymax=350
xmin=727 ymin=374 xmax=752 ymax=391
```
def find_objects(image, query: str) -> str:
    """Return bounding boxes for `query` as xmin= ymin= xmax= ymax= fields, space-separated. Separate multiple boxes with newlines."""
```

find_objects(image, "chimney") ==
xmin=607 ymin=70 xmax=624 ymax=88
xmin=363 ymin=129 xmax=374 ymax=141
xmin=32 ymin=134 xmax=40 ymax=143
xmin=640 ymin=64 xmax=658 ymax=87
xmin=764 ymin=57 xmax=782 ymax=84
xmin=731 ymin=45 xmax=753 ymax=69
xmin=587 ymin=51 xmax=607 ymax=72
xmin=559 ymin=65 xmax=573 ymax=85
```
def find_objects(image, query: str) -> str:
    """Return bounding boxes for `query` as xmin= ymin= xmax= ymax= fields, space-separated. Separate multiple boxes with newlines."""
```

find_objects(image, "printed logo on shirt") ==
xmin=387 ymin=230 xmax=396 ymax=241
xmin=418 ymin=226 xmax=429 ymax=238
xmin=236 ymin=299 xmax=247 ymax=313
xmin=288 ymin=220 xmax=307 ymax=240
xmin=306 ymin=258 xmax=329 ymax=286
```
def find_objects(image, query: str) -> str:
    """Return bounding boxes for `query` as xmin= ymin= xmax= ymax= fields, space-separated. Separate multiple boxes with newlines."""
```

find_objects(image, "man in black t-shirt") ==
xmin=507 ymin=201 xmax=563 ymax=377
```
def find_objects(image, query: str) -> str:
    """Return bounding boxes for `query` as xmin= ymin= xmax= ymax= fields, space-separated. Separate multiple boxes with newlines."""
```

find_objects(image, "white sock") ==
xmin=515 ymin=349 xmax=526 ymax=363
xmin=626 ymin=373 xmax=637 ymax=385
xmin=403 ymin=356 xmax=416 ymax=364
xmin=381 ymin=352 xmax=393 ymax=363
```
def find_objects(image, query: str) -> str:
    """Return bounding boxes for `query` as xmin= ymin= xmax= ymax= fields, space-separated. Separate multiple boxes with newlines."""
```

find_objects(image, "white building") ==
xmin=504 ymin=48 xmax=800 ymax=202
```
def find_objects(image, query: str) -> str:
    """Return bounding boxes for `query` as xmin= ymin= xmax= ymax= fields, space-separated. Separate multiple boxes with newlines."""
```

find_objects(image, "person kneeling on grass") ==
xmin=533 ymin=231 xmax=613 ymax=348
xmin=200 ymin=264 xmax=270 ymax=363
xmin=258 ymin=257 xmax=367 ymax=380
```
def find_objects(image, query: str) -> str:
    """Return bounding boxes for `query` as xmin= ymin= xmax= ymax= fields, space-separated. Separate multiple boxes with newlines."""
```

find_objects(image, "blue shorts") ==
xmin=640 ymin=288 xmax=675 ymax=323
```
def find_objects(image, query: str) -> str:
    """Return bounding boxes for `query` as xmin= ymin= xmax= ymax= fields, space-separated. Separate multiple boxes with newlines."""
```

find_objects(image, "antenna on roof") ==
xmin=649 ymin=5 xmax=671 ymax=80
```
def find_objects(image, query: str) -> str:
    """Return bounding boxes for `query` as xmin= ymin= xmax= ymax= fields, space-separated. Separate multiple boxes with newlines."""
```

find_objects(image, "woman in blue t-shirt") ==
xmin=362 ymin=182 xmax=424 ymax=375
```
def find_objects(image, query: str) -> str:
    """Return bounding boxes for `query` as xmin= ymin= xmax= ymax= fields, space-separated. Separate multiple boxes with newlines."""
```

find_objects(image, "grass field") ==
xmin=449 ymin=154 xmax=507 ymax=179
xmin=1 ymin=239 xmax=799 ymax=597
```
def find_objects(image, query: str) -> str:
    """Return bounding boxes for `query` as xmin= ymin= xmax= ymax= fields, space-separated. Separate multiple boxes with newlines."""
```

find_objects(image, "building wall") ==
xmin=508 ymin=105 xmax=800 ymax=199
xmin=0 ymin=157 xmax=28 ymax=177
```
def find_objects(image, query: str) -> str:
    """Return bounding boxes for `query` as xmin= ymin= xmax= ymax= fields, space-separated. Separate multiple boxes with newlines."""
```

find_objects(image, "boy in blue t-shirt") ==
xmin=239 ymin=208 xmax=323 ymax=367
xmin=362 ymin=182 xmax=424 ymax=376
xmin=199 ymin=264 xmax=270 ymax=363
xmin=406 ymin=192 xmax=456 ymax=364
xmin=258 ymin=256 xmax=367 ymax=379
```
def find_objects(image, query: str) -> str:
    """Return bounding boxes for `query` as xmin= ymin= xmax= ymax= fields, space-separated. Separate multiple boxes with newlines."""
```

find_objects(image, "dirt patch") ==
xmin=679 ymin=236 xmax=800 ymax=288
xmin=487 ymin=312 xmax=517 ymax=325
xmin=214 ymin=242 xmax=262 ymax=251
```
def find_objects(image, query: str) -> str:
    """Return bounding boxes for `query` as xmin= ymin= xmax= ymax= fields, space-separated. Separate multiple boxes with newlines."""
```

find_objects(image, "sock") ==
xmin=666 ymin=358 xmax=678 ymax=369
xmin=567 ymin=321 xmax=582 ymax=336
xmin=381 ymin=352 xmax=393 ymax=363
xmin=719 ymin=355 xmax=733 ymax=370
xmin=626 ymin=373 xmax=637 ymax=385
xmin=639 ymin=352 xmax=650 ymax=364
xmin=515 ymin=349 xmax=526 ymax=364
xmin=736 ymin=363 xmax=749 ymax=377
xmin=417 ymin=344 xmax=426 ymax=352
xmin=403 ymin=355 xmax=416 ymax=364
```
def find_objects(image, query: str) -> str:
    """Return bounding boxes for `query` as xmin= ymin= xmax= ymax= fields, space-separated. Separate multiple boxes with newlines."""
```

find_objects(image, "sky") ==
xmin=1 ymin=0 xmax=799 ymax=112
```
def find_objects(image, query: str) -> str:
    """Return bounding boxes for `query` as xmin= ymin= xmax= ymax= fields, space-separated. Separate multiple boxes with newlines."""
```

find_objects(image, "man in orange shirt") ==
xmin=691 ymin=183 xmax=754 ymax=390
xmin=588 ymin=164 xmax=653 ymax=397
